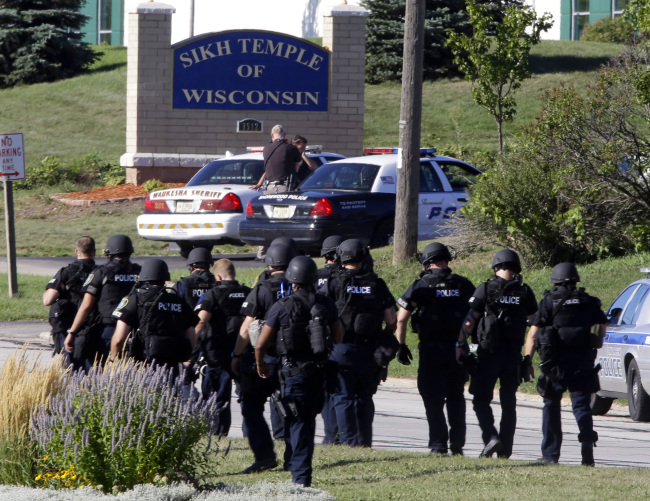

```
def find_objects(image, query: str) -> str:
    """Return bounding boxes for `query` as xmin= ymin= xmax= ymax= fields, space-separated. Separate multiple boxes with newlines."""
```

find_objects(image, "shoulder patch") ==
xmin=83 ymin=273 xmax=94 ymax=286
xmin=115 ymin=297 xmax=129 ymax=311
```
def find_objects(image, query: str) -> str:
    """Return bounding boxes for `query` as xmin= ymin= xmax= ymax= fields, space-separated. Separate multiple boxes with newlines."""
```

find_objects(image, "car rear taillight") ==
xmin=144 ymin=194 xmax=170 ymax=212
xmin=309 ymin=198 xmax=334 ymax=217
xmin=200 ymin=193 xmax=242 ymax=212
xmin=246 ymin=199 xmax=254 ymax=216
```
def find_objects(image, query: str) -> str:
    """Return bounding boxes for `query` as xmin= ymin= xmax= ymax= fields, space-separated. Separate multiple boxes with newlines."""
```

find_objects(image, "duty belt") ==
xmin=264 ymin=178 xmax=287 ymax=187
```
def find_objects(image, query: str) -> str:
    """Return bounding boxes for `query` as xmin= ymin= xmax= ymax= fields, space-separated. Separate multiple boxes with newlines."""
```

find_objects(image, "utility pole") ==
xmin=393 ymin=0 xmax=425 ymax=265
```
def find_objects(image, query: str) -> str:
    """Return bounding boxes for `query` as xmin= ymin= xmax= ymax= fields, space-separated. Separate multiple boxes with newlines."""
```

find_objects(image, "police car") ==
xmin=136 ymin=149 xmax=345 ymax=257
xmin=238 ymin=148 xmax=481 ymax=253
xmin=592 ymin=268 xmax=650 ymax=421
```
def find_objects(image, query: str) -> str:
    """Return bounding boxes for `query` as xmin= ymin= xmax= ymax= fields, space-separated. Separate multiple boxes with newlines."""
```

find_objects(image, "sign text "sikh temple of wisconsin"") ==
xmin=172 ymin=31 xmax=331 ymax=112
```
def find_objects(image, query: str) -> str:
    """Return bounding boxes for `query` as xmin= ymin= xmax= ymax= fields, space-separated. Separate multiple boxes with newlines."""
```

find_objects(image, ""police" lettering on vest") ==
xmin=564 ymin=299 xmax=581 ymax=305
xmin=436 ymin=289 xmax=460 ymax=297
xmin=347 ymin=286 xmax=372 ymax=294
xmin=158 ymin=302 xmax=182 ymax=312
xmin=498 ymin=296 xmax=520 ymax=304
xmin=114 ymin=274 xmax=138 ymax=282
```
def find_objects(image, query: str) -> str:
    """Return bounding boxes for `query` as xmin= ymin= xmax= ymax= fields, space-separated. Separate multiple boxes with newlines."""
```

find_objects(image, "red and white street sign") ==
xmin=0 ymin=133 xmax=25 ymax=181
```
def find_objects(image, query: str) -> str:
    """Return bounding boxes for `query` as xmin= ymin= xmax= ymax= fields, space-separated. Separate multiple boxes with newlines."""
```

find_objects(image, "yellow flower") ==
xmin=35 ymin=475 xmax=42 ymax=481
xmin=43 ymin=456 xmax=49 ymax=460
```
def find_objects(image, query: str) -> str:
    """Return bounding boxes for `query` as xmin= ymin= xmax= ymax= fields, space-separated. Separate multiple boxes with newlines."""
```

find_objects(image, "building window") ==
xmin=98 ymin=0 xmax=112 ymax=45
xmin=613 ymin=0 xmax=626 ymax=18
xmin=572 ymin=0 xmax=589 ymax=40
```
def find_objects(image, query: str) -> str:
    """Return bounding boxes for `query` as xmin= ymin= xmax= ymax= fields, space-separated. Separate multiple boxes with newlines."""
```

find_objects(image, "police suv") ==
xmin=136 ymin=149 xmax=345 ymax=257
xmin=593 ymin=268 xmax=650 ymax=421
xmin=238 ymin=148 xmax=481 ymax=254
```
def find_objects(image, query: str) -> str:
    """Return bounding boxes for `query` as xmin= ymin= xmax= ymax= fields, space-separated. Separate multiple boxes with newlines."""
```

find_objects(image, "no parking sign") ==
xmin=0 ymin=133 xmax=25 ymax=181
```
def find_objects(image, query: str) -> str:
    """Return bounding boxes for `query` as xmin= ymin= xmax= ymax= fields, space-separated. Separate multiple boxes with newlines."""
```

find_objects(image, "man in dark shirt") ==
xmin=291 ymin=135 xmax=319 ymax=187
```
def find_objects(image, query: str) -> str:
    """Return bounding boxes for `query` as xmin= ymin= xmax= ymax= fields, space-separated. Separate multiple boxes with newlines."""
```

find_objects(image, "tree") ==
xmin=463 ymin=39 xmax=650 ymax=265
xmin=0 ymin=0 xmax=100 ymax=88
xmin=446 ymin=1 xmax=552 ymax=153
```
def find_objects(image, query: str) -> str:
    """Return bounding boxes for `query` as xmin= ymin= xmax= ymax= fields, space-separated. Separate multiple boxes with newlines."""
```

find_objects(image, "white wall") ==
xmin=124 ymin=0 xmax=363 ymax=45
xmin=526 ymin=0 xmax=561 ymax=40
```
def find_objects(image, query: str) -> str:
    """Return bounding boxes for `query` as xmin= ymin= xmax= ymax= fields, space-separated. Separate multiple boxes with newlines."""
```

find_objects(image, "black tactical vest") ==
xmin=546 ymin=287 xmax=593 ymax=352
xmin=96 ymin=259 xmax=141 ymax=324
xmin=483 ymin=277 xmax=530 ymax=344
xmin=335 ymin=269 xmax=384 ymax=343
xmin=276 ymin=292 xmax=331 ymax=358
xmin=131 ymin=286 xmax=192 ymax=365
xmin=48 ymin=259 xmax=95 ymax=334
xmin=202 ymin=282 xmax=250 ymax=366
xmin=317 ymin=263 xmax=339 ymax=290
xmin=413 ymin=270 xmax=468 ymax=340
xmin=178 ymin=271 xmax=218 ymax=308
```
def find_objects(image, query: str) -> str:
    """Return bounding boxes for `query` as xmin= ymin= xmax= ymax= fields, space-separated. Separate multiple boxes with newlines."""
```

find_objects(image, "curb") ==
xmin=50 ymin=193 xmax=145 ymax=206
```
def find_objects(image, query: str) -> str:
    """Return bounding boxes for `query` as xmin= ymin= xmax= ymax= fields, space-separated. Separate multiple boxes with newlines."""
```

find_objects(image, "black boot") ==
xmin=581 ymin=442 xmax=594 ymax=466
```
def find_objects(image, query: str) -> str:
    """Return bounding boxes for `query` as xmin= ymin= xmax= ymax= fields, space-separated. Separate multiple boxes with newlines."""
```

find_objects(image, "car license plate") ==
xmin=273 ymin=206 xmax=290 ymax=218
xmin=176 ymin=201 xmax=194 ymax=213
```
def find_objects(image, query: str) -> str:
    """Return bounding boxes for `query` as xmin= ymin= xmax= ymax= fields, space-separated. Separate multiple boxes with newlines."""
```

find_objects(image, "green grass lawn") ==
xmin=0 ymin=41 xmax=622 ymax=173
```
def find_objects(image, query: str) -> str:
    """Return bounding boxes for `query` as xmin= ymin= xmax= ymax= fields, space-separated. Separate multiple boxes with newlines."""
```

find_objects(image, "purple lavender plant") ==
xmin=31 ymin=361 xmax=219 ymax=491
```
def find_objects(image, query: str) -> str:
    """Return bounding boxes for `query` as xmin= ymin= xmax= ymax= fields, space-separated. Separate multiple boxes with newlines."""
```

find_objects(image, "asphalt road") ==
xmin=0 ymin=253 xmax=261 ymax=277
xmin=2 ymin=321 xmax=650 ymax=468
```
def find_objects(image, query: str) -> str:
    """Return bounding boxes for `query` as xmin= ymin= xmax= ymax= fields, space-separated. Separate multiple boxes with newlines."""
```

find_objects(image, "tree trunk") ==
xmin=393 ymin=0 xmax=425 ymax=265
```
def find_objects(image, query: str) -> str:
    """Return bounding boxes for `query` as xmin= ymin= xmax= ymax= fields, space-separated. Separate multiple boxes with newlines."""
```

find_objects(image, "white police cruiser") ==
xmin=136 ymin=149 xmax=345 ymax=257
xmin=238 ymin=148 xmax=481 ymax=254
xmin=593 ymin=268 xmax=650 ymax=421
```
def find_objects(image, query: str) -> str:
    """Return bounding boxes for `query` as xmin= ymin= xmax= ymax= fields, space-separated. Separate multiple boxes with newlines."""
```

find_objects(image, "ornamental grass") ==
xmin=0 ymin=346 xmax=69 ymax=485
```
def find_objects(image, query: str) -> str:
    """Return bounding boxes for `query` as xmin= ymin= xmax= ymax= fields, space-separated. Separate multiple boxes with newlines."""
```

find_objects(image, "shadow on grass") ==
xmin=319 ymin=454 xmax=557 ymax=485
xmin=530 ymin=55 xmax=611 ymax=75
xmin=87 ymin=62 xmax=127 ymax=75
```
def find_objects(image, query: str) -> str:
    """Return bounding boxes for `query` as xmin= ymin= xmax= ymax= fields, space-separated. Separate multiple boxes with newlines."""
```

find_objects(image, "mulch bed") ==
xmin=53 ymin=183 xmax=186 ymax=205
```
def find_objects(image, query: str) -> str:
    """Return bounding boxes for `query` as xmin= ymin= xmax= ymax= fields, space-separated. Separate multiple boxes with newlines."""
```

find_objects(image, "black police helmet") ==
xmin=491 ymin=249 xmax=522 ymax=273
xmin=321 ymin=235 xmax=344 ymax=258
xmin=337 ymin=239 xmax=366 ymax=264
xmin=551 ymin=262 xmax=580 ymax=284
xmin=420 ymin=242 xmax=452 ymax=266
xmin=286 ymin=256 xmax=318 ymax=285
xmin=139 ymin=258 xmax=170 ymax=282
xmin=270 ymin=236 xmax=298 ymax=252
xmin=264 ymin=242 xmax=296 ymax=268
xmin=186 ymin=247 xmax=214 ymax=268
xmin=105 ymin=234 xmax=134 ymax=256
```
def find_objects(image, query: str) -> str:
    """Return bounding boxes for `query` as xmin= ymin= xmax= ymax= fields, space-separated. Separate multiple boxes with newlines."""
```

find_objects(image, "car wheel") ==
xmin=176 ymin=242 xmax=213 ymax=259
xmin=590 ymin=393 xmax=613 ymax=416
xmin=627 ymin=359 xmax=650 ymax=421
xmin=371 ymin=218 xmax=394 ymax=248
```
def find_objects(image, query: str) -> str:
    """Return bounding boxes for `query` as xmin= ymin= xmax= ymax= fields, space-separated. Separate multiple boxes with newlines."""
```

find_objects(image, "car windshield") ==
xmin=187 ymin=159 xmax=264 ymax=186
xmin=299 ymin=162 xmax=380 ymax=191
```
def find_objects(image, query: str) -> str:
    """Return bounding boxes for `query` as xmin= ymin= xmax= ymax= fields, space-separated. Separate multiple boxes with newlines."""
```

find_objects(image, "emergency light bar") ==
xmin=305 ymin=145 xmax=323 ymax=153
xmin=246 ymin=146 xmax=265 ymax=152
xmin=363 ymin=147 xmax=437 ymax=155
xmin=641 ymin=267 xmax=650 ymax=277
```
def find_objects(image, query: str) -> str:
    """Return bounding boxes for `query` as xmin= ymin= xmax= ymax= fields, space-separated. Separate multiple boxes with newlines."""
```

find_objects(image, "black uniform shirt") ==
xmin=263 ymin=140 xmax=301 ymax=182
xmin=240 ymin=272 xmax=290 ymax=319
xmin=46 ymin=258 xmax=95 ymax=297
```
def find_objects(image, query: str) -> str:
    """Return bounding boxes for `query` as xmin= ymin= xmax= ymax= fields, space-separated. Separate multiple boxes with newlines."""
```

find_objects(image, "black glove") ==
xmin=397 ymin=344 xmax=413 ymax=365
xmin=521 ymin=354 xmax=532 ymax=383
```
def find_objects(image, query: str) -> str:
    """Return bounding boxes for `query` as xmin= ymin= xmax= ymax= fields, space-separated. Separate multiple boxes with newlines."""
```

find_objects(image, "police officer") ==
xmin=231 ymin=242 xmax=296 ymax=473
xmin=175 ymin=247 xmax=218 ymax=398
xmin=194 ymin=259 xmax=251 ymax=436
xmin=396 ymin=242 xmax=475 ymax=455
xmin=64 ymin=234 xmax=141 ymax=371
xmin=316 ymin=234 xmax=343 ymax=445
xmin=524 ymin=263 xmax=606 ymax=466
xmin=322 ymin=239 xmax=397 ymax=447
xmin=43 ymin=236 xmax=96 ymax=365
xmin=256 ymin=256 xmax=343 ymax=487
xmin=175 ymin=247 xmax=218 ymax=308
xmin=456 ymin=249 xmax=537 ymax=458
xmin=110 ymin=259 xmax=198 ymax=374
